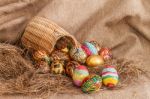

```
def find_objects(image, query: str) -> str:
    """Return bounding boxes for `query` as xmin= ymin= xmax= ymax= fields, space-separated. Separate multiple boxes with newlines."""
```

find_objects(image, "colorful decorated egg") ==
xmin=33 ymin=50 xmax=47 ymax=60
xmin=33 ymin=50 xmax=51 ymax=64
xmin=81 ymin=41 xmax=98 ymax=56
xmin=65 ymin=61 xmax=80 ymax=78
xmin=55 ymin=37 xmax=71 ymax=50
xmin=50 ymin=60 xmax=65 ymax=74
xmin=61 ymin=47 xmax=69 ymax=53
xmin=99 ymin=48 xmax=112 ymax=60
xmin=101 ymin=65 xmax=119 ymax=88
xmin=51 ymin=50 xmax=70 ymax=61
xmin=86 ymin=55 xmax=104 ymax=67
xmin=81 ymin=74 xmax=102 ymax=93
xmin=72 ymin=65 xmax=89 ymax=87
xmin=89 ymin=41 xmax=101 ymax=52
xmin=70 ymin=47 xmax=87 ymax=63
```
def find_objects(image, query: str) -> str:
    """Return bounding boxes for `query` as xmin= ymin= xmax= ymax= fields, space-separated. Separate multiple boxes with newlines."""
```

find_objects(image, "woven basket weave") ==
xmin=21 ymin=16 xmax=79 ymax=53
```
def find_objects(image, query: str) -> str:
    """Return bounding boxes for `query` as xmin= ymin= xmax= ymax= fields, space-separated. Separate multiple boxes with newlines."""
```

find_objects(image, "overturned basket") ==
xmin=21 ymin=16 xmax=79 ymax=53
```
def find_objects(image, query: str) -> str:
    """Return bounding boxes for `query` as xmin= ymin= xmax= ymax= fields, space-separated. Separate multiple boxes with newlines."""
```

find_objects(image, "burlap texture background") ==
xmin=0 ymin=0 xmax=150 ymax=99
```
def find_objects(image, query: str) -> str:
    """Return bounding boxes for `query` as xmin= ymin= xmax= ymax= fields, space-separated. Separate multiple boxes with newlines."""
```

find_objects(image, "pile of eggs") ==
xmin=32 ymin=40 xmax=118 ymax=93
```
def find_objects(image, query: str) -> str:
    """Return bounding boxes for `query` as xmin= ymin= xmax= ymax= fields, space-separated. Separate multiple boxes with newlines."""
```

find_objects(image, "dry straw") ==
xmin=0 ymin=43 xmax=145 ymax=98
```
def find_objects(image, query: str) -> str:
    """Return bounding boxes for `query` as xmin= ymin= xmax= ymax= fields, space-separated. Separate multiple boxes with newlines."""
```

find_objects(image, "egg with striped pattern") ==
xmin=101 ymin=65 xmax=119 ymax=88
xmin=72 ymin=65 xmax=89 ymax=87
xmin=89 ymin=41 xmax=101 ymax=52
xmin=81 ymin=41 xmax=98 ymax=56
xmin=81 ymin=74 xmax=102 ymax=93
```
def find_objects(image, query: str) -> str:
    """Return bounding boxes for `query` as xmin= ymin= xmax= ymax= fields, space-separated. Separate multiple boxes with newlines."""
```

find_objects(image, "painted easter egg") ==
xmin=102 ymin=65 xmax=119 ymax=88
xmin=50 ymin=60 xmax=65 ymax=74
xmin=55 ymin=36 xmax=71 ymax=50
xmin=86 ymin=55 xmax=104 ymax=67
xmin=33 ymin=50 xmax=51 ymax=64
xmin=33 ymin=50 xmax=47 ymax=60
xmin=51 ymin=50 xmax=70 ymax=61
xmin=70 ymin=47 xmax=87 ymax=63
xmin=99 ymin=48 xmax=112 ymax=60
xmin=72 ymin=65 xmax=89 ymax=87
xmin=89 ymin=41 xmax=101 ymax=52
xmin=65 ymin=61 xmax=80 ymax=78
xmin=61 ymin=47 xmax=69 ymax=53
xmin=81 ymin=41 xmax=98 ymax=56
xmin=81 ymin=74 xmax=102 ymax=93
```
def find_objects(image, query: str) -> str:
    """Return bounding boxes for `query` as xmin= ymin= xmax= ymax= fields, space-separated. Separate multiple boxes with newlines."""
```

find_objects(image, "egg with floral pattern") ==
xmin=81 ymin=74 xmax=102 ymax=93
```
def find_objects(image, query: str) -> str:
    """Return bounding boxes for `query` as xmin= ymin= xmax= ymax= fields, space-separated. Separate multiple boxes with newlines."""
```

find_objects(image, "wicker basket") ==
xmin=21 ymin=16 xmax=79 ymax=53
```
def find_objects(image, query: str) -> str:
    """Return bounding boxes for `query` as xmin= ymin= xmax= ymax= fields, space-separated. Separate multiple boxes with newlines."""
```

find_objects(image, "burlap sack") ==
xmin=0 ymin=0 xmax=49 ymax=43
xmin=0 ymin=0 xmax=150 ymax=99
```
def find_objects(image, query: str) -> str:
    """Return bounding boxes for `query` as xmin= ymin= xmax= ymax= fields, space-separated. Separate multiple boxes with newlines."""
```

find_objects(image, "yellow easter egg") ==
xmin=51 ymin=60 xmax=64 ymax=74
xmin=103 ymin=78 xmax=118 ymax=86
xmin=86 ymin=55 xmax=104 ymax=67
xmin=61 ymin=47 xmax=69 ymax=53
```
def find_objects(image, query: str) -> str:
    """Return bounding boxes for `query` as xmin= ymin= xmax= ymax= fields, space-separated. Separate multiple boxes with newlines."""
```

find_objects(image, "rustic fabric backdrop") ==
xmin=0 ymin=0 xmax=150 ymax=99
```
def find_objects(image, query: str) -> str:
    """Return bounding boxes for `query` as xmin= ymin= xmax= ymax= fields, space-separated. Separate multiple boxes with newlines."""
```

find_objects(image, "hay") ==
xmin=0 ymin=43 xmax=33 ymax=80
xmin=0 ymin=43 xmax=145 ymax=97
xmin=104 ymin=59 xmax=145 ymax=89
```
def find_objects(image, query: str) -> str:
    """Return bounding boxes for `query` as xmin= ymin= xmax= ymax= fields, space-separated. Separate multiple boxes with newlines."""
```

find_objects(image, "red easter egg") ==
xmin=99 ymin=48 xmax=112 ymax=60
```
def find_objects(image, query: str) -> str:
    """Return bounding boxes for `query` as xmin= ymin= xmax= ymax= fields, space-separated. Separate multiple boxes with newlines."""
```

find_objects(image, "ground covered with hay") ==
xmin=0 ymin=43 xmax=145 ymax=97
